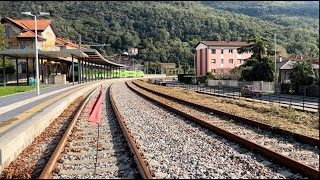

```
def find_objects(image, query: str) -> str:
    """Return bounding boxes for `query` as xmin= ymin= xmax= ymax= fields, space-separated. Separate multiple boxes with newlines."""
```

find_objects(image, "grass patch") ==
xmin=0 ymin=86 xmax=48 ymax=96
xmin=135 ymin=80 xmax=319 ymax=139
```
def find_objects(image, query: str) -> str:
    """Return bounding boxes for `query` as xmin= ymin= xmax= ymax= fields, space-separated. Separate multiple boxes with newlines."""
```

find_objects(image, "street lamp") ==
xmin=266 ymin=31 xmax=277 ymax=93
xmin=21 ymin=12 xmax=50 ymax=95
xmin=193 ymin=52 xmax=196 ymax=84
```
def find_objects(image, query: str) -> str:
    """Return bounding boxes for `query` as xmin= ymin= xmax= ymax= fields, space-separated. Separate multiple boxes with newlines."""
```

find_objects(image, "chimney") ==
xmin=279 ymin=56 xmax=282 ymax=62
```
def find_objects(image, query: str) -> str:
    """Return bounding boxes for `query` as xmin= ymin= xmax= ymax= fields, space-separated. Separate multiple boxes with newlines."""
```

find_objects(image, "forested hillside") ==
xmin=201 ymin=1 xmax=319 ymax=31
xmin=0 ymin=1 xmax=318 ymax=66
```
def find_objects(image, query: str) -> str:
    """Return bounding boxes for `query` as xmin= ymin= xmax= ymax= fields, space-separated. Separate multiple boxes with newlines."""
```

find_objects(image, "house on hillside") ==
xmin=160 ymin=63 xmax=176 ymax=74
xmin=195 ymin=41 xmax=253 ymax=76
xmin=276 ymin=55 xmax=319 ymax=83
xmin=128 ymin=47 xmax=138 ymax=56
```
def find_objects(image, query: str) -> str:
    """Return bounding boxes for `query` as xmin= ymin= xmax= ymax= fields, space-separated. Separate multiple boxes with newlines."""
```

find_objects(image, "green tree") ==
xmin=238 ymin=36 xmax=270 ymax=60
xmin=289 ymin=61 xmax=316 ymax=85
xmin=181 ymin=60 xmax=189 ymax=74
xmin=240 ymin=57 xmax=274 ymax=81
xmin=0 ymin=24 xmax=15 ymax=76
xmin=0 ymin=24 xmax=7 ymax=50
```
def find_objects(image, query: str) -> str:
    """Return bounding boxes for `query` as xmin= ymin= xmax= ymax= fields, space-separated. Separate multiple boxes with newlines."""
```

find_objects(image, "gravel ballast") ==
xmin=111 ymin=81 xmax=305 ymax=179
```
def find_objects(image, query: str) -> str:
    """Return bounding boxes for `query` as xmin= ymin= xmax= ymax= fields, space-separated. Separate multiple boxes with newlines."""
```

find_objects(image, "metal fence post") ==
xmin=269 ymin=93 xmax=271 ymax=104
xmin=303 ymin=96 xmax=305 ymax=111
xmin=289 ymin=95 xmax=292 ymax=107
xmin=233 ymin=88 xmax=234 ymax=99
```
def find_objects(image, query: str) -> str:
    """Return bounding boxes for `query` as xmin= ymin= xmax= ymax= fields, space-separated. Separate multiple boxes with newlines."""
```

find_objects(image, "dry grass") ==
xmin=134 ymin=80 xmax=319 ymax=139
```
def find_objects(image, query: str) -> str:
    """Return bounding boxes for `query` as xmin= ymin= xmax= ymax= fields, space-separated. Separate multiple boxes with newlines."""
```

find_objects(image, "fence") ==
xmin=0 ymin=73 xmax=34 ymax=84
xmin=165 ymin=82 xmax=319 ymax=113
xmin=207 ymin=80 xmax=275 ymax=93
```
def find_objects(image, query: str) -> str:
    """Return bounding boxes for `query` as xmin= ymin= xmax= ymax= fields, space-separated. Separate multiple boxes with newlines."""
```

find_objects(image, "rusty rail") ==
xmin=132 ymin=80 xmax=319 ymax=147
xmin=109 ymin=84 xmax=153 ymax=179
xmin=39 ymin=85 xmax=101 ymax=179
xmin=127 ymin=81 xmax=319 ymax=180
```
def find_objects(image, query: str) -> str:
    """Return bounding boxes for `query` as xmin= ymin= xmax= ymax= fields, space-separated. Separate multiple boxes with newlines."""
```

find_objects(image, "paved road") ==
xmin=165 ymin=81 xmax=319 ymax=113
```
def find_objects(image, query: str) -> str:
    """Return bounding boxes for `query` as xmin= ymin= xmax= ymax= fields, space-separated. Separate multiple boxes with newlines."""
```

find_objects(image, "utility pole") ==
xmin=274 ymin=33 xmax=277 ymax=93
xmin=79 ymin=34 xmax=81 ymax=50
xmin=147 ymin=61 xmax=148 ymax=74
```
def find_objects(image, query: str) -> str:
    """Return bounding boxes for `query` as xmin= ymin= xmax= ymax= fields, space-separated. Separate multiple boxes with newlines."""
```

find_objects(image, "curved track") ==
xmin=126 ymin=80 xmax=319 ymax=179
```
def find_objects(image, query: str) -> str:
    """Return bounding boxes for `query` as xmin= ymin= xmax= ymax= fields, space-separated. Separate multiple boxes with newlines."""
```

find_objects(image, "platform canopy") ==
xmin=0 ymin=49 xmax=125 ymax=67
xmin=82 ymin=49 xmax=124 ymax=67
xmin=0 ymin=49 xmax=87 ymax=59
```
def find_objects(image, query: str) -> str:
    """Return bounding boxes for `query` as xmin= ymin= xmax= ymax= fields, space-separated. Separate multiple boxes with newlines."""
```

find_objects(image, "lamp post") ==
xmin=266 ymin=31 xmax=277 ymax=93
xmin=193 ymin=52 xmax=196 ymax=84
xmin=21 ymin=12 xmax=50 ymax=95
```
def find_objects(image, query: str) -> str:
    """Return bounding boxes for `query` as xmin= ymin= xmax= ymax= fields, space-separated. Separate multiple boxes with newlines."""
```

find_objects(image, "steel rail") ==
xmin=39 ymin=85 xmax=101 ymax=179
xmin=127 ymin=81 xmax=319 ymax=180
xmin=109 ymin=84 xmax=153 ymax=179
xmin=132 ymin=80 xmax=319 ymax=147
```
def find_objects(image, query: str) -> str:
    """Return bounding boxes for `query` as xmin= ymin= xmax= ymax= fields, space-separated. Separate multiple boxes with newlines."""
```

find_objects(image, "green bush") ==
xmin=198 ymin=76 xmax=207 ymax=83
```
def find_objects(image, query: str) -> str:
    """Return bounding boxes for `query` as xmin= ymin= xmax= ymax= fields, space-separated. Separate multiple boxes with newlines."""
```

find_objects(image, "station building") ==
xmin=0 ymin=17 xmax=124 ymax=86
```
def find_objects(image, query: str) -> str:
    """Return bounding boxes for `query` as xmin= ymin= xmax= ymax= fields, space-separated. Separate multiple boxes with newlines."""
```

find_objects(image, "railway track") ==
xmin=39 ymin=83 xmax=151 ymax=179
xmin=125 ymin=80 xmax=319 ymax=179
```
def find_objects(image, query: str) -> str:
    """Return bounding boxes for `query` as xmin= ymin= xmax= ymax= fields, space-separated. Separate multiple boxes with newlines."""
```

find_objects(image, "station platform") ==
xmin=0 ymin=83 xmax=79 ymax=136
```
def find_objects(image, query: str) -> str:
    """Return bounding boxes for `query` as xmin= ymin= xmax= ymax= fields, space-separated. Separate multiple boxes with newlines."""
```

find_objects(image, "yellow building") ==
xmin=1 ymin=17 xmax=82 ymax=84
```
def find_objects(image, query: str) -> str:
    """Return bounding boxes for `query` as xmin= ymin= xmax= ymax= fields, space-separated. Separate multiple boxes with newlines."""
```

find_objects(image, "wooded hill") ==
xmin=0 ymin=1 xmax=318 ymax=66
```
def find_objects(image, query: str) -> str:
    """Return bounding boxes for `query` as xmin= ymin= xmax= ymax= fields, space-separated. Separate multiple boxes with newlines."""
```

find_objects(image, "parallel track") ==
xmin=127 ymin=80 xmax=319 ymax=179
xmin=39 ymin=83 xmax=152 ymax=179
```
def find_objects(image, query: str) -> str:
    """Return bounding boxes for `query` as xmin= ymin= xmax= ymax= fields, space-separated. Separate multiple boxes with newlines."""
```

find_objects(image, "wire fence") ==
xmin=165 ymin=81 xmax=319 ymax=113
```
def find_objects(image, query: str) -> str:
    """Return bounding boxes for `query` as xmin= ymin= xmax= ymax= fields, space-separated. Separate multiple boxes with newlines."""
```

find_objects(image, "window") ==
xmin=229 ymin=49 xmax=233 ymax=53
xmin=20 ymin=43 xmax=26 ymax=49
xmin=5 ymin=26 xmax=11 ymax=38
xmin=221 ymin=59 xmax=224 ymax=64
xmin=8 ymin=43 xmax=12 ymax=49
xmin=221 ymin=49 xmax=224 ymax=54
xmin=211 ymin=49 xmax=216 ymax=54
xmin=239 ymin=59 xmax=242 ymax=64
xmin=229 ymin=59 xmax=233 ymax=64
xmin=211 ymin=69 xmax=216 ymax=73
xmin=211 ymin=59 xmax=216 ymax=64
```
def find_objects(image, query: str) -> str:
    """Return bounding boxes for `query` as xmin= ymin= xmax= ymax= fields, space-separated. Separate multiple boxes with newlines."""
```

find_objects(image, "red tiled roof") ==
xmin=17 ymin=31 xmax=45 ymax=39
xmin=56 ymin=37 xmax=88 ymax=49
xmin=6 ymin=17 xmax=52 ymax=31
xmin=56 ymin=37 xmax=79 ymax=48
xmin=199 ymin=41 xmax=252 ymax=47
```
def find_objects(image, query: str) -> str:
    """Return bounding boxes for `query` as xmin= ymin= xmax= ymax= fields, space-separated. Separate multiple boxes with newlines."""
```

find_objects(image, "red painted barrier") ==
xmin=88 ymin=85 xmax=103 ymax=125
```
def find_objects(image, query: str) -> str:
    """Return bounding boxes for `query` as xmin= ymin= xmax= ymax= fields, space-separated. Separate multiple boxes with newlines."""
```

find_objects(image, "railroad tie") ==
xmin=71 ymin=136 xmax=122 ymax=144
xmin=69 ymin=142 xmax=124 ymax=149
xmin=58 ymin=163 xmax=131 ymax=175
xmin=66 ymin=148 xmax=127 ymax=156
xmin=63 ymin=155 xmax=128 ymax=165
